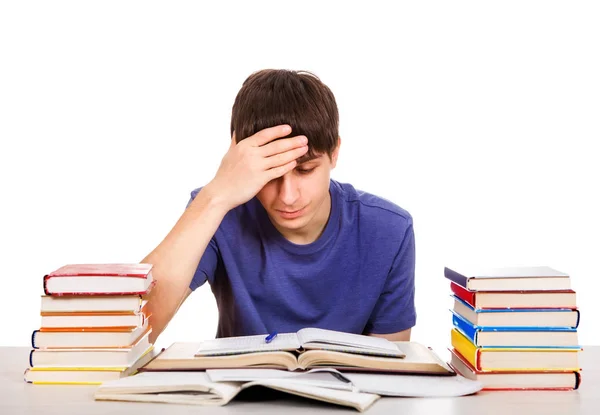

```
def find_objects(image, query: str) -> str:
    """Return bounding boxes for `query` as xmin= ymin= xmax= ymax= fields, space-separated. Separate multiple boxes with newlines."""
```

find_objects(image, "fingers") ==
xmin=263 ymin=145 xmax=308 ymax=170
xmin=247 ymin=124 xmax=292 ymax=147
xmin=266 ymin=160 xmax=298 ymax=181
xmin=260 ymin=135 xmax=308 ymax=157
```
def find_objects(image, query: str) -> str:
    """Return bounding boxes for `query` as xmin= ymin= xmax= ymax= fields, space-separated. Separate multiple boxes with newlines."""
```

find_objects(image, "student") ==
xmin=143 ymin=69 xmax=415 ymax=344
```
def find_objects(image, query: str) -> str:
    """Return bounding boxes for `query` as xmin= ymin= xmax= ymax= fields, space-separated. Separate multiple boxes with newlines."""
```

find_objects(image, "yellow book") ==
xmin=24 ymin=346 xmax=155 ymax=385
xmin=451 ymin=329 xmax=580 ymax=372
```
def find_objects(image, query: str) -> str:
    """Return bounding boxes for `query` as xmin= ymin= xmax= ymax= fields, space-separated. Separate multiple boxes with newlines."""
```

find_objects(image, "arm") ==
xmin=142 ymin=125 xmax=309 ymax=343
xmin=142 ymin=187 xmax=229 ymax=344
xmin=369 ymin=328 xmax=411 ymax=342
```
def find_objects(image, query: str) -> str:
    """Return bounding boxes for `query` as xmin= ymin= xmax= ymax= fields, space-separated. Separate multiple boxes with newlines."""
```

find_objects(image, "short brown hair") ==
xmin=230 ymin=69 xmax=339 ymax=160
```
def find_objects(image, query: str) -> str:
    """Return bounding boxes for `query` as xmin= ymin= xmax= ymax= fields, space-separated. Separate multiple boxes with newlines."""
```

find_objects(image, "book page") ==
xmin=95 ymin=371 xmax=241 ymax=405
xmin=195 ymin=333 xmax=301 ymax=356
xmin=242 ymin=380 xmax=379 ymax=412
xmin=297 ymin=328 xmax=404 ymax=357
xmin=344 ymin=372 xmax=483 ymax=397
xmin=206 ymin=368 xmax=354 ymax=391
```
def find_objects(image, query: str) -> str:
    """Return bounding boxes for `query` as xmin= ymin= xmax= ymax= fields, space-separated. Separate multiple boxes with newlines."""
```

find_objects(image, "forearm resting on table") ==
xmin=369 ymin=328 xmax=411 ymax=342
xmin=142 ymin=186 xmax=228 ymax=343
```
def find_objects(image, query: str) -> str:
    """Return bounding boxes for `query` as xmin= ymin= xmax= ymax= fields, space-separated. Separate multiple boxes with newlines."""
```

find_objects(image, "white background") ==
xmin=1 ymin=1 xmax=598 ymax=353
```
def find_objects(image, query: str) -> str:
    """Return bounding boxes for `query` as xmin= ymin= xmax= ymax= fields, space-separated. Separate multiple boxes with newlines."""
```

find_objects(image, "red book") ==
xmin=450 ymin=282 xmax=576 ymax=309
xmin=449 ymin=348 xmax=581 ymax=391
xmin=44 ymin=264 xmax=154 ymax=296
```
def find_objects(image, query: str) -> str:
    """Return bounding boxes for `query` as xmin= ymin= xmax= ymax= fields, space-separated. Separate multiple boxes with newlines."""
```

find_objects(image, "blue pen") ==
xmin=265 ymin=331 xmax=278 ymax=344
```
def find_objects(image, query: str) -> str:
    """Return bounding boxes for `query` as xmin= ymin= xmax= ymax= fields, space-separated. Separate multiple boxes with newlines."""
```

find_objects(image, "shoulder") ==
xmin=332 ymin=180 xmax=413 ymax=240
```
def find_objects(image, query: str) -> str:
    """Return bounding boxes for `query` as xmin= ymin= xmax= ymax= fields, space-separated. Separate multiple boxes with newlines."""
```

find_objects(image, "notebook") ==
xmin=144 ymin=340 xmax=454 ymax=374
xmin=94 ymin=371 xmax=379 ymax=412
xmin=194 ymin=328 xmax=404 ymax=357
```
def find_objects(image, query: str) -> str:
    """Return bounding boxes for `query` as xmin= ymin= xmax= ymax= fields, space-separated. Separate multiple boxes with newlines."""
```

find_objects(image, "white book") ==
xmin=94 ymin=371 xmax=379 ymax=412
xmin=195 ymin=327 xmax=404 ymax=358
xmin=207 ymin=368 xmax=355 ymax=390
xmin=40 ymin=309 xmax=146 ymax=329
xmin=40 ymin=295 xmax=144 ymax=313
xmin=445 ymin=266 xmax=571 ymax=291
xmin=30 ymin=329 xmax=152 ymax=368
xmin=32 ymin=320 xmax=149 ymax=349
xmin=206 ymin=368 xmax=484 ymax=398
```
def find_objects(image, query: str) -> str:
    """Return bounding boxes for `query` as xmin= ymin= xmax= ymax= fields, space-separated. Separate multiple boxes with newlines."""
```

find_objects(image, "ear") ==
xmin=330 ymin=136 xmax=341 ymax=169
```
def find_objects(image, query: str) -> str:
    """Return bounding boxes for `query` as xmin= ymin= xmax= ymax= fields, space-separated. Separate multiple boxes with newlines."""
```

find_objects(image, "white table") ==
xmin=1 ymin=346 xmax=598 ymax=414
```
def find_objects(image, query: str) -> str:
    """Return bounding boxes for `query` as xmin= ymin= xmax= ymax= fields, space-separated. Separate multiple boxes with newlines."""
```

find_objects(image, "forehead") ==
xmin=296 ymin=153 xmax=326 ymax=165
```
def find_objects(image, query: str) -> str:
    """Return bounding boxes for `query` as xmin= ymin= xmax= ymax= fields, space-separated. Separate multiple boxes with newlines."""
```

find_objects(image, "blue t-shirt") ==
xmin=188 ymin=179 xmax=416 ymax=338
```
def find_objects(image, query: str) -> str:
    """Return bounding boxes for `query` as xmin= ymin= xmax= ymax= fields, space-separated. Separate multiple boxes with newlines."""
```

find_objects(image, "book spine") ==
xmin=29 ymin=350 xmax=34 ymax=367
xmin=43 ymin=275 xmax=51 ymax=295
xmin=29 ymin=381 xmax=105 ymax=385
xmin=450 ymin=282 xmax=476 ymax=307
xmin=450 ymin=328 xmax=478 ymax=369
xmin=575 ymin=371 xmax=581 ymax=390
xmin=31 ymin=330 xmax=40 ymax=349
xmin=575 ymin=309 xmax=581 ymax=329
xmin=23 ymin=368 xmax=32 ymax=383
xmin=482 ymin=386 xmax=577 ymax=391
xmin=451 ymin=313 xmax=479 ymax=345
xmin=444 ymin=267 xmax=468 ymax=288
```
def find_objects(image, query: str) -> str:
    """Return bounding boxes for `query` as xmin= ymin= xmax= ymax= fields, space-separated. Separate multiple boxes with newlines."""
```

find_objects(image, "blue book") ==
xmin=451 ymin=311 xmax=580 ymax=349
xmin=451 ymin=295 xmax=580 ymax=328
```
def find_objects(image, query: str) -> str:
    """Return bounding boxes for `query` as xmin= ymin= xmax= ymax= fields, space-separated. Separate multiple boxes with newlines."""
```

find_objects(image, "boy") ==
xmin=143 ymin=69 xmax=415 ymax=344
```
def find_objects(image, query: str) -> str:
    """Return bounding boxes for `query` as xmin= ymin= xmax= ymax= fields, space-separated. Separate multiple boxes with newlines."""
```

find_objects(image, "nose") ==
xmin=278 ymin=173 xmax=300 ymax=207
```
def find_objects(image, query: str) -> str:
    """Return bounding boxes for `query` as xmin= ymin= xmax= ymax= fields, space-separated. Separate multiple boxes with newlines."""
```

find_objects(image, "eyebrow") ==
xmin=296 ymin=154 xmax=322 ymax=165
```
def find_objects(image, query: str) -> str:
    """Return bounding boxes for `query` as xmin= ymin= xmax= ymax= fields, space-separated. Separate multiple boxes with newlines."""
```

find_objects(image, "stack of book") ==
xmin=445 ymin=266 xmax=581 ymax=391
xmin=24 ymin=264 xmax=156 ymax=385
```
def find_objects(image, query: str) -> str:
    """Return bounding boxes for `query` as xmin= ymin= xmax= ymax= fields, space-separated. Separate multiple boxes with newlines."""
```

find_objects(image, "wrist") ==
xmin=200 ymin=181 xmax=234 ymax=214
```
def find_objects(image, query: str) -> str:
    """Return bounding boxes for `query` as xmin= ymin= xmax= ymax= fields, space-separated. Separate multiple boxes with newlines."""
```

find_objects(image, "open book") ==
xmin=195 ymin=328 xmax=405 ymax=358
xmin=94 ymin=370 xmax=379 ymax=412
xmin=95 ymin=367 xmax=482 ymax=411
xmin=144 ymin=339 xmax=454 ymax=375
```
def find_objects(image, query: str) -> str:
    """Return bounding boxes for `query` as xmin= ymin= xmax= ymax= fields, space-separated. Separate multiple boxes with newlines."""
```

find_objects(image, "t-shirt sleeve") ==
xmin=364 ymin=220 xmax=416 ymax=334
xmin=186 ymin=188 xmax=220 ymax=291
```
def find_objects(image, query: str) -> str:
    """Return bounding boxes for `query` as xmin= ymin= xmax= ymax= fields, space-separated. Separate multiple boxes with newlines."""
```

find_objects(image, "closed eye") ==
xmin=296 ymin=167 xmax=316 ymax=175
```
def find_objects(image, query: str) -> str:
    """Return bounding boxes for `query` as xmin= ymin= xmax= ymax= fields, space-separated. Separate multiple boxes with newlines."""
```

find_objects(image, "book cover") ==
xmin=452 ymin=295 xmax=580 ymax=328
xmin=450 ymin=329 xmax=580 ymax=372
xmin=444 ymin=266 xmax=570 ymax=291
xmin=449 ymin=282 xmax=577 ymax=309
xmin=449 ymin=348 xmax=581 ymax=391
xmin=46 ymin=264 xmax=153 ymax=278
xmin=451 ymin=311 xmax=579 ymax=348
xmin=43 ymin=264 xmax=154 ymax=296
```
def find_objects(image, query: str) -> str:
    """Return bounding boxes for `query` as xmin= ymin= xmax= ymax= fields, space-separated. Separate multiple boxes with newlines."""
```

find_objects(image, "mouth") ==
xmin=275 ymin=206 xmax=306 ymax=220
